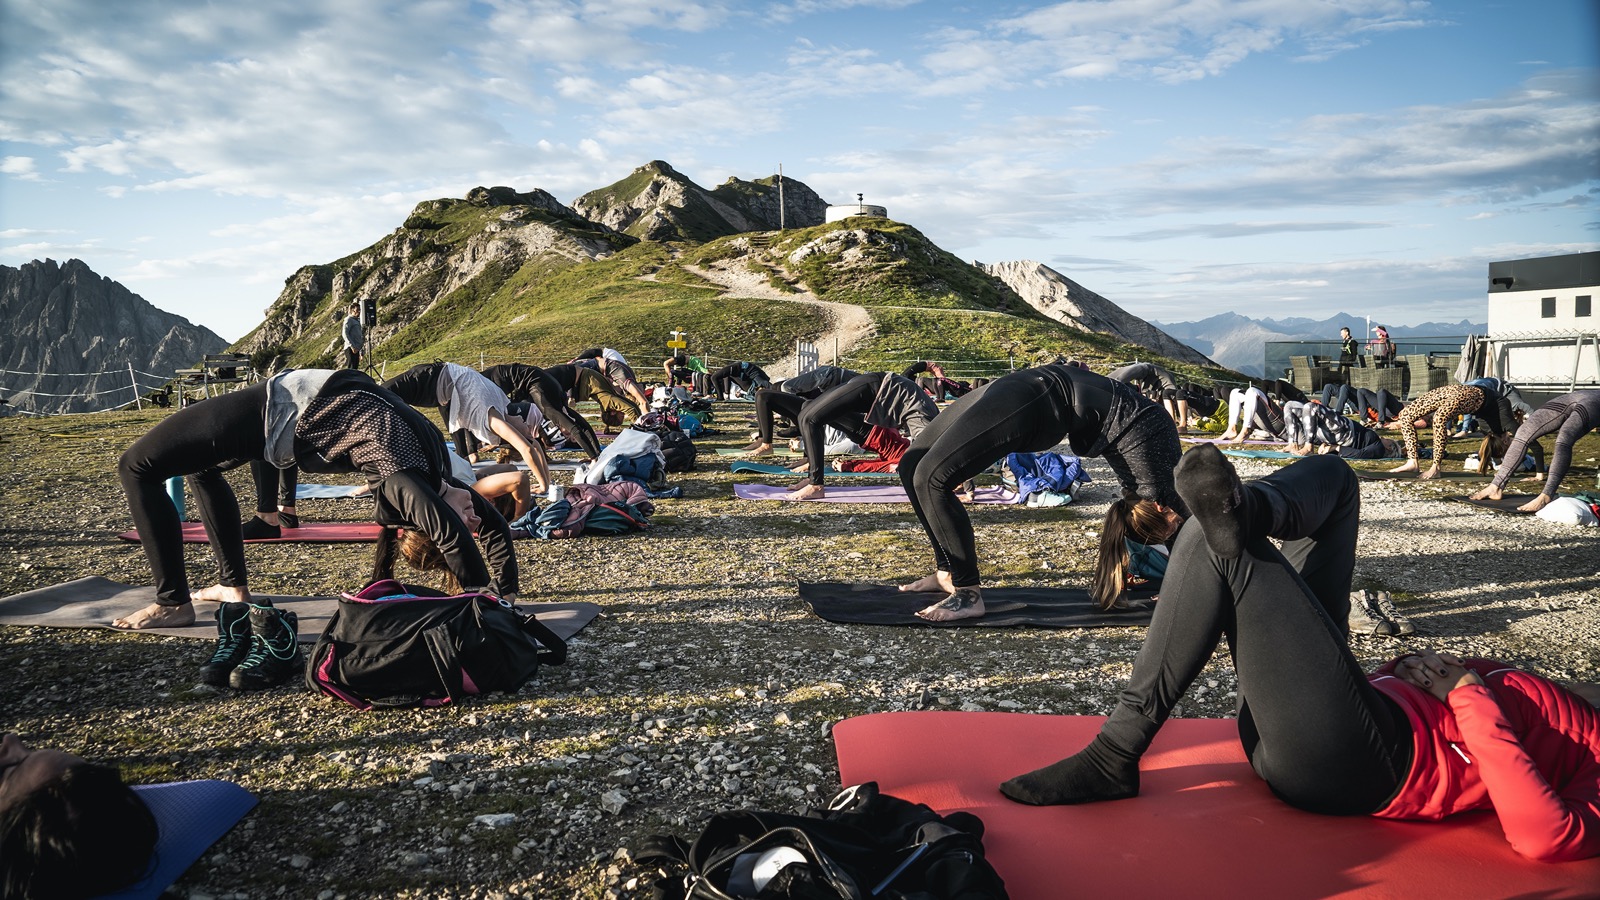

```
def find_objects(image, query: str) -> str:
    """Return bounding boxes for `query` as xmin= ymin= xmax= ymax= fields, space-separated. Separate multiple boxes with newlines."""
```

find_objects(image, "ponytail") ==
xmin=1092 ymin=497 xmax=1180 ymax=611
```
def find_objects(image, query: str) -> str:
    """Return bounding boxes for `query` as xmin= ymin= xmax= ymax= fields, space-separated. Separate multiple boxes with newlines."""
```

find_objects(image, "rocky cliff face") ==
xmin=0 ymin=259 xmax=227 ymax=414
xmin=981 ymin=260 xmax=1216 ymax=367
xmin=573 ymin=161 xmax=827 ymax=243
xmin=239 ymin=187 xmax=632 ymax=367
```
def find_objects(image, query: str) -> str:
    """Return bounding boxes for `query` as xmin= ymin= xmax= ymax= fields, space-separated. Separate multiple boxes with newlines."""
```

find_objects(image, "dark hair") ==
xmin=398 ymin=529 xmax=463 ymax=594
xmin=0 ymin=763 xmax=158 ymax=900
xmin=1091 ymin=498 xmax=1175 ymax=610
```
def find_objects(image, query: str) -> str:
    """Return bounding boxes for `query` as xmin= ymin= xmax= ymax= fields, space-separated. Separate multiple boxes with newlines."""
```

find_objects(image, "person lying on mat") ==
xmin=0 ymin=733 xmax=158 ymax=899
xmin=784 ymin=372 xmax=938 ymax=501
xmin=1000 ymin=448 xmax=1600 ymax=863
xmin=480 ymin=362 xmax=603 ymax=460
xmin=1387 ymin=383 xmax=1512 ymax=479
xmin=382 ymin=362 xmax=552 ymax=492
xmin=738 ymin=365 xmax=861 ymax=456
xmin=1216 ymin=386 xmax=1286 ymax=444
xmin=116 ymin=370 xmax=518 ymax=685
xmin=895 ymin=364 xmax=1187 ymax=622
xmin=1469 ymin=389 xmax=1600 ymax=513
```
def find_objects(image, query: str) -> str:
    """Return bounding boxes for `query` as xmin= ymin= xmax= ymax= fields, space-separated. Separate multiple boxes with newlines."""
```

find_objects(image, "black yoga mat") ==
xmin=1446 ymin=494 xmax=1540 ymax=514
xmin=1351 ymin=468 xmax=1486 ymax=481
xmin=799 ymin=581 xmax=1155 ymax=628
xmin=0 ymin=576 xmax=602 ymax=644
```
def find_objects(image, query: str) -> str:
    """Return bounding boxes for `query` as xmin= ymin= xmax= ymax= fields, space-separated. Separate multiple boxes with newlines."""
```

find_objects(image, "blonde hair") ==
xmin=1091 ymin=498 xmax=1176 ymax=610
xmin=398 ymin=529 xmax=463 ymax=594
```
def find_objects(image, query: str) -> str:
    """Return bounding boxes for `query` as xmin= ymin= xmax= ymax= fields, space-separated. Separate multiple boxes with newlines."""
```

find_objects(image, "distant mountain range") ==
xmin=0 ymin=259 xmax=227 ymax=414
xmin=1151 ymin=312 xmax=1483 ymax=377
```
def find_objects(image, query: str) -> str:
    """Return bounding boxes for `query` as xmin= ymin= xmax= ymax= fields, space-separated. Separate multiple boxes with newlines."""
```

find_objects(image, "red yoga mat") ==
xmin=832 ymin=712 xmax=1600 ymax=899
xmin=118 ymin=522 xmax=384 ymax=543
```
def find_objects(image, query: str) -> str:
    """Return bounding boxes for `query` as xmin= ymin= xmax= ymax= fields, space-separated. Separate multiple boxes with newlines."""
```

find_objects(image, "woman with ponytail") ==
xmin=897 ymin=364 xmax=1186 ymax=621
xmin=1090 ymin=495 xmax=1186 ymax=610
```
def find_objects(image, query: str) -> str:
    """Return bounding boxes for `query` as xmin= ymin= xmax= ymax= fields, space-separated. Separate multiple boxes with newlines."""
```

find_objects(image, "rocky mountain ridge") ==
xmin=572 ymin=161 xmax=828 ymax=243
xmin=1154 ymin=311 xmax=1484 ymax=376
xmin=0 ymin=259 xmax=227 ymax=414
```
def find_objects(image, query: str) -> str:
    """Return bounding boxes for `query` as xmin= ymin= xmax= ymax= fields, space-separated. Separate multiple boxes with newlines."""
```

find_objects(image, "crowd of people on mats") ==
xmin=7 ymin=342 xmax=1598 ymax=898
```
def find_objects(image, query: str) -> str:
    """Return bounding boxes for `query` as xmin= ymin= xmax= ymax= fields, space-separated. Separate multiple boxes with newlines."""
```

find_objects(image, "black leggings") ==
xmin=753 ymin=389 xmax=806 ymax=444
xmin=798 ymin=374 xmax=879 ymax=484
xmin=1322 ymin=384 xmax=1402 ymax=422
xmin=249 ymin=462 xmax=299 ymax=513
xmin=897 ymin=377 xmax=1079 ymax=587
xmin=1100 ymin=455 xmax=1411 ymax=815
xmin=119 ymin=386 xmax=269 ymax=606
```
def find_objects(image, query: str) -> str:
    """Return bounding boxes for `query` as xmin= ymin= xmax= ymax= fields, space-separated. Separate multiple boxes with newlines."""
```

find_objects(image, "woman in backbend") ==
xmin=895 ymin=364 xmax=1187 ymax=622
xmin=782 ymin=372 xmax=938 ymax=501
xmin=383 ymin=361 xmax=551 ymax=493
xmin=1386 ymin=383 xmax=1511 ymax=479
xmin=1000 ymin=447 xmax=1600 ymax=864
xmin=1468 ymin=389 xmax=1600 ymax=512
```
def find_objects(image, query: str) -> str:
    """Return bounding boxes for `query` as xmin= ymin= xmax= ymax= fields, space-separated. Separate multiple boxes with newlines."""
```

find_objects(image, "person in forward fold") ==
xmin=544 ymin=362 xmax=642 ymax=431
xmin=115 ymin=370 xmax=516 ymax=691
xmin=737 ymin=365 xmax=860 ymax=456
xmin=1000 ymin=446 xmax=1600 ymax=865
xmin=895 ymin=364 xmax=1187 ymax=622
xmin=1469 ymin=389 xmax=1600 ymax=513
xmin=480 ymin=362 xmax=603 ymax=460
xmin=382 ymin=361 xmax=552 ymax=494
xmin=1386 ymin=383 xmax=1511 ymax=479
xmin=709 ymin=360 xmax=772 ymax=400
xmin=784 ymin=372 xmax=937 ymax=501
xmin=1109 ymin=362 xmax=1189 ymax=430
xmin=572 ymin=353 xmax=651 ymax=412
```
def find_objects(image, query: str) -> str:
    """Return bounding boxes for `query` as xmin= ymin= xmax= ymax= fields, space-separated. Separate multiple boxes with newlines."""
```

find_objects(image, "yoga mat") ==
xmin=100 ymin=780 xmax=258 ymax=900
xmin=715 ymin=448 xmax=876 ymax=459
xmin=1353 ymin=469 xmax=1486 ymax=481
xmin=729 ymin=461 xmax=896 ymax=478
xmin=799 ymin=582 xmax=1154 ymax=628
xmin=832 ymin=712 xmax=1600 ymax=900
xmin=1220 ymin=449 xmax=1297 ymax=459
xmin=295 ymin=483 xmax=365 ymax=499
xmin=118 ymin=522 xmax=384 ymax=543
xmin=734 ymin=484 xmax=1015 ymax=504
xmin=0 ymin=576 xmax=603 ymax=645
xmin=1183 ymin=438 xmax=1284 ymax=445
xmin=1447 ymin=493 xmax=1541 ymax=514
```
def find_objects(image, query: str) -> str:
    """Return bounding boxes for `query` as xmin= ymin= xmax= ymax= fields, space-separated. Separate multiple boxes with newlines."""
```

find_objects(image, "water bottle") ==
xmin=547 ymin=482 xmax=561 ymax=503
xmin=165 ymin=476 xmax=186 ymax=520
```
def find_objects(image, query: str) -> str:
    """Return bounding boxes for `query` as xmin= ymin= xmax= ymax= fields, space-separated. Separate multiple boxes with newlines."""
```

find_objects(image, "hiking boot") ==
xmin=229 ymin=605 xmax=304 ymax=690
xmin=198 ymin=601 xmax=252 ymax=686
xmin=1347 ymin=590 xmax=1400 ymax=637
xmin=1373 ymin=591 xmax=1415 ymax=635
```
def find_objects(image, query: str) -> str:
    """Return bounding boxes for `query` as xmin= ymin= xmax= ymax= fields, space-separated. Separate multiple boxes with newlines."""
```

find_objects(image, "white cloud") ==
xmin=1 ymin=157 xmax=39 ymax=180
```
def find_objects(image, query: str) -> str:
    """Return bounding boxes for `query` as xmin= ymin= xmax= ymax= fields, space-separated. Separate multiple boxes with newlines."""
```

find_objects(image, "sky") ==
xmin=1 ymin=0 xmax=1597 ymax=342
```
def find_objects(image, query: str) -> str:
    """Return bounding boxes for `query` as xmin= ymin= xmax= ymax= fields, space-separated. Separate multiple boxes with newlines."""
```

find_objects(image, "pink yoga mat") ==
xmin=832 ymin=712 xmax=1600 ymax=900
xmin=118 ymin=522 xmax=384 ymax=543
xmin=733 ymin=484 xmax=1015 ymax=504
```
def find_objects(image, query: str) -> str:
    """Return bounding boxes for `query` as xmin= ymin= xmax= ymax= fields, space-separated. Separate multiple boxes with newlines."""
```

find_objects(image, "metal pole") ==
xmin=129 ymin=363 xmax=142 ymax=410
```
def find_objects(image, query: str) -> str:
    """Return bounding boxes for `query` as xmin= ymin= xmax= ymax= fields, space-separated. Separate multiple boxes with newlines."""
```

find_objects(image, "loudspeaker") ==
xmin=362 ymin=298 xmax=378 ymax=328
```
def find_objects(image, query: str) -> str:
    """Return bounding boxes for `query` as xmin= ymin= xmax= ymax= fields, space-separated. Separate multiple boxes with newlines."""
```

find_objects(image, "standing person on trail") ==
xmin=341 ymin=304 xmax=364 ymax=370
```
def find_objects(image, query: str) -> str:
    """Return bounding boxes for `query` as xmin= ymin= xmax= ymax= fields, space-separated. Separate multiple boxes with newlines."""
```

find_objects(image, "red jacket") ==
xmin=1369 ymin=657 xmax=1600 ymax=862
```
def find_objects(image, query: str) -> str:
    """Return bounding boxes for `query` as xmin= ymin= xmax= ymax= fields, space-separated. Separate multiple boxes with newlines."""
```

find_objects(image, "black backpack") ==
xmin=636 ymin=782 xmax=1008 ymax=899
xmin=633 ymin=414 xmax=698 ymax=473
xmin=306 ymin=579 xmax=567 ymax=710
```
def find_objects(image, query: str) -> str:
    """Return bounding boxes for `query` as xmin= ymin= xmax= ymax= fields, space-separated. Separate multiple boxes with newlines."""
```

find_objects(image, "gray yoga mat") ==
xmin=296 ymin=483 xmax=365 ymax=499
xmin=0 ymin=577 xmax=602 ymax=644
xmin=735 ymin=484 xmax=1015 ymax=504
xmin=799 ymin=581 xmax=1155 ymax=628
xmin=1446 ymin=493 xmax=1541 ymax=514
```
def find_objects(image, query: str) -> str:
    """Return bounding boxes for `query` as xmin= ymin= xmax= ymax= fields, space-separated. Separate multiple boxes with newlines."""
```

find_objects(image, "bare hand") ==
xmin=1396 ymin=650 xmax=1483 ymax=702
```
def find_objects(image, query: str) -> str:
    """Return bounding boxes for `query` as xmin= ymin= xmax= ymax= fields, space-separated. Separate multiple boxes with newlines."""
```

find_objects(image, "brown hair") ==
xmin=398 ymin=529 xmax=462 ymax=594
xmin=1091 ymin=497 xmax=1177 ymax=610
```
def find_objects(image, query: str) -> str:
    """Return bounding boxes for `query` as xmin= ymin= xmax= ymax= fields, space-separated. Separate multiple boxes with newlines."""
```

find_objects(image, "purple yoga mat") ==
xmin=733 ymin=484 xmax=1016 ymax=504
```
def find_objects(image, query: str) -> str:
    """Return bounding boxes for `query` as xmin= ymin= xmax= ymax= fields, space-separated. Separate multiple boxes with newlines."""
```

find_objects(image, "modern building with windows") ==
xmin=1483 ymin=251 xmax=1599 ymax=392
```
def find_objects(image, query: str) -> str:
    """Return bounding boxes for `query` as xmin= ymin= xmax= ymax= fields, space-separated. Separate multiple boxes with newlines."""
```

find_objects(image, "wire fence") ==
xmin=0 ymin=364 xmax=178 ymax=416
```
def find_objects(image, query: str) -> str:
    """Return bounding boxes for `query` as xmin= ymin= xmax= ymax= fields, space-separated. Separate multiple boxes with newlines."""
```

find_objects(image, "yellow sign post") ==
xmin=667 ymin=330 xmax=687 ymax=350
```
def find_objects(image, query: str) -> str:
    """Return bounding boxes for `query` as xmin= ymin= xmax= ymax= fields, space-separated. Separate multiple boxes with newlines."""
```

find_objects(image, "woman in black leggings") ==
xmin=739 ymin=366 xmax=860 ymax=455
xmin=785 ymin=372 xmax=936 ymax=500
xmin=896 ymin=365 xmax=1186 ymax=621
xmin=1002 ymin=448 xmax=1384 ymax=807
xmin=480 ymin=362 xmax=603 ymax=459
xmin=116 ymin=370 xmax=516 ymax=686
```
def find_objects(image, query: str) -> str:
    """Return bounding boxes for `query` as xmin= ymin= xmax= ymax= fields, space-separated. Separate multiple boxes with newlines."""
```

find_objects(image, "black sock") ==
xmin=999 ymin=734 xmax=1140 ymax=806
xmin=1175 ymin=444 xmax=1251 ymax=558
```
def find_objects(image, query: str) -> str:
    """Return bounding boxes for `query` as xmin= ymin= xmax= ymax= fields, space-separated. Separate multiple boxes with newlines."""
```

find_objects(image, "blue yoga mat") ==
xmin=1219 ymin=449 xmax=1297 ymax=459
xmin=729 ymin=460 xmax=896 ymax=477
xmin=295 ymin=483 xmax=364 ymax=499
xmin=99 ymin=780 xmax=257 ymax=900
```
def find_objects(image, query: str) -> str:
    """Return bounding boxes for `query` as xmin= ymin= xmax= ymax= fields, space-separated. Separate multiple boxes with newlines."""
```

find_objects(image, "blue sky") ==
xmin=2 ymin=0 xmax=1596 ymax=341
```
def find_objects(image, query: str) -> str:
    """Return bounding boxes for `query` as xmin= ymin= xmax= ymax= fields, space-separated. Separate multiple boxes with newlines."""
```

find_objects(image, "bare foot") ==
xmin=916 ymin=588 xmax=985 ymax=622
xmin=1418 ymin=464 xmax=1441 ymax=481
xmin=112 ymin=602 xmax=196 ymax=629
xmin=1387 ymin=460 xmax=1419 ymax=474
xmin=1468 ymin=485 xmax=1502 ymax=501
xmin=784 ymin=483 xmax=826 ymax=501
xmin=1217 ymin=432 xmax=1236 ymax=442
xmin=899 ymin=572 xmax=956 ymax=593
xmin=1518 ymin=494 xmax=1553 ymax=513
xmin=787 ymin=476 xmax=813 ymax=491
xmin=190 ymin=584 xmax=252 ymax=604
xmin=741 ymin=440 xmax=773 ymax=457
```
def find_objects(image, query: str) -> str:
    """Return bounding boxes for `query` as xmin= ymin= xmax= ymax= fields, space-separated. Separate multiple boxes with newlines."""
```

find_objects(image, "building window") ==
xmin=1578 ymin=295 xmax=1592 ymax=318
xmin=1541 ymin=297 xmax=1556 ymax=318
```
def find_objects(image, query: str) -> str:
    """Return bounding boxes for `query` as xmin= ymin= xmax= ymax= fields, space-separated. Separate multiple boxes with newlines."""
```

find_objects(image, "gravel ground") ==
xmin=1 ymin=408 xmax=1597 ymax=900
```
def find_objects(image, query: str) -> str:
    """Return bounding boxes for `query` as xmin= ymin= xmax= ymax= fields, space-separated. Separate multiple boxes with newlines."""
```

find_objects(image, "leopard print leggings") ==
xmin=1395 ymin=384 xmax=1484 ymax=464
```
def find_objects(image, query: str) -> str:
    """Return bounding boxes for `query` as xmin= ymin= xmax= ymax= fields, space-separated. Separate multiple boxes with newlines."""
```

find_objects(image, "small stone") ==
xmin=331 ymin=801 xmax=349 ymax=814
xmin=474 ymin=813 xmax=518 ymax=828
xmin=600 ymin=789 xmax=628 ymax=814
xmin=400 ymin=851 xmax=431 ymax=867
xmin=289 ymin=854 xmax=311 ymax=869
xmin=772 ymin=711 xmax=792 ymax=726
